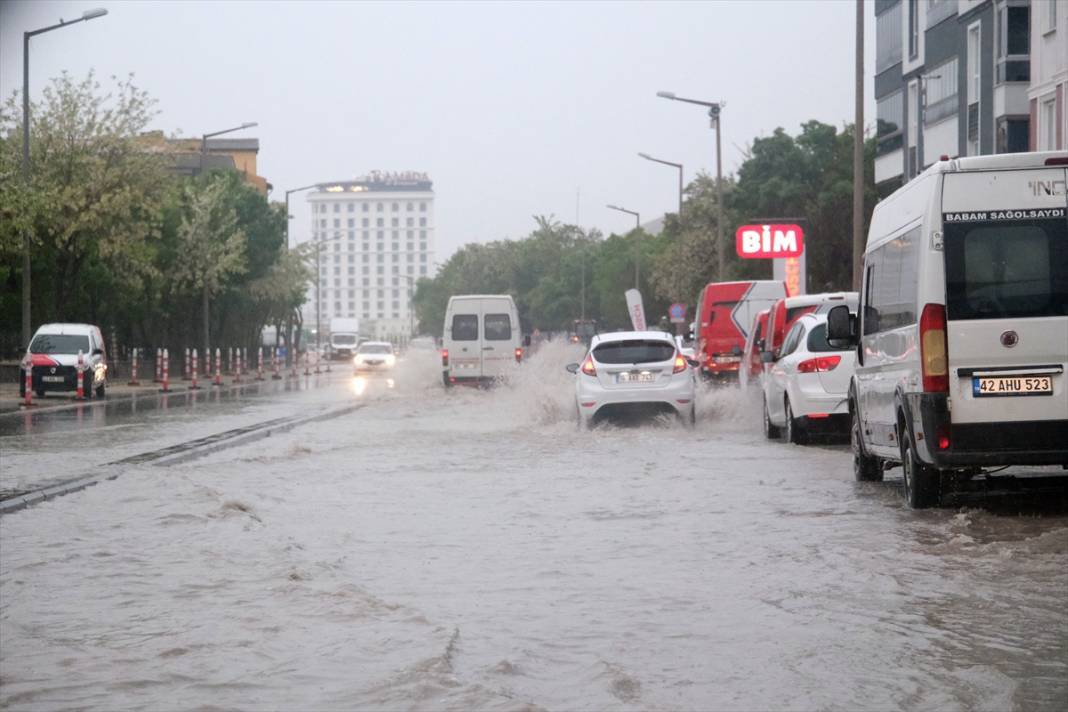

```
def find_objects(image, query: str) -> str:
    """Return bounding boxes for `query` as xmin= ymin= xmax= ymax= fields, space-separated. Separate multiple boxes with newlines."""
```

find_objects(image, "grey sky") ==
xmin=1 ymin=0 xmax=876 ymax=260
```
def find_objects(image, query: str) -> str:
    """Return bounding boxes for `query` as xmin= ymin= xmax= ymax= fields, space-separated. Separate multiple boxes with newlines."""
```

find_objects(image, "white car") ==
xmin=762 ymin=313 xmax=855 ymax=444
xmin=566 ymin=331 xmax=697 ymax=428
xmin=353 ymin=341 xmax=396 ymax=371
xmin=20 ymin=323 xmax=108 ymax=399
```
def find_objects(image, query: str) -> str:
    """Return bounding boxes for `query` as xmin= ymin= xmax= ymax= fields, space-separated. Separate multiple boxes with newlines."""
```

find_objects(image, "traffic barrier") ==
xmin=213 ymin=348 xmax=223 ymax=387
xmin=154 ymin=348 xmax=162 ymax=383
xmin=256 ymin=347 xmax=265 ymax=381
xmin=227 ymin=347 xmax=233 ymax=375
xmin=303 ymin=351 xmax=311 ymax=376
xmin=314 ymin=350 xmax=321 ymax=375
xmin=234 ymin=348 xmax=243 ymax=383
xmin=183 ymin=348 xmax=191 ymax=380
xmin=291 ymin=350 xmax=298 ymax=378
xmin=128 ymin=347 xmax=140 ymax=386
xmin=75 ymin=350 xmax=86 ymax=401
xmin=272 ymin=347 xmax=282 ymax=380
xmin=21 ymin=354 xmax=35 ymax=408
xmin=159 ymin=348 xmax=171 ymax=393
xmin=190 ymin=349 xmax=201 ymax=390
xmin=324 ymin=349 xmax=332 ymax=373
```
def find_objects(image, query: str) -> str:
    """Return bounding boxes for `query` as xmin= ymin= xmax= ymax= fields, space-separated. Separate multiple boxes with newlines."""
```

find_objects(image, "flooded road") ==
xmin=1 ymin=344 xmax=1066 ymax=710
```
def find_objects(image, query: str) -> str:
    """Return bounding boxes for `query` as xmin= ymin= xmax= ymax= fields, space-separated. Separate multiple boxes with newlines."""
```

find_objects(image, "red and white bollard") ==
xmin=159 ymin=348 xmax=171 ymax=393
xmin=290 ymin=349 xmax=298 ymax=378
xmin=256 ymin=347 xmax=265 ymax=381
xmin=183 ymin=348 xmax=191 ymax=380
xmin=21 ymin=354 xmax=35 ymax=408
xmin=128 ymin=347 xmax=140 ymax=386
xmin=75 ymin=350 xmax=86 ymax=401
xmin=303 ymin=351 xmax=311 ymax=376
xmin=234 ymin=348 xmax=243 ymax=383
xmin=272 ymin=347 xmax=282 ymax=380
xmin=314 ymin=349 xmax=321 ymax=375
xmin=227 ymin=347 xmax=233 ymax=375
xmin=190 ymin=349 xmax=200 ymax=390
xmin=324 ymin=347 xmax=332 ymax=373
xmin=154 ymin=347 xmax=162 ymax=383
xmin=213 ymin=348 xmax=223 ymax=387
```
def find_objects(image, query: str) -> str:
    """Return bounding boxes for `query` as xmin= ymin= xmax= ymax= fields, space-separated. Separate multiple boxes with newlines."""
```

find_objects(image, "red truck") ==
xmin=693 ymin=280 xmax=787 ymax=381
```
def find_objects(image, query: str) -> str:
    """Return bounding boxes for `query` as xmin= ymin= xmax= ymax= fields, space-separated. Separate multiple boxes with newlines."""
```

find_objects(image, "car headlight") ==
xmin=385 ymin=354 xmax=395 ymax=366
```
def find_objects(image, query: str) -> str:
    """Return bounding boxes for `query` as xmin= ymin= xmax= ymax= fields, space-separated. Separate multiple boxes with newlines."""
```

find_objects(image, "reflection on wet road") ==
xmin=1 ymin=346 xmax=1065 ymax=711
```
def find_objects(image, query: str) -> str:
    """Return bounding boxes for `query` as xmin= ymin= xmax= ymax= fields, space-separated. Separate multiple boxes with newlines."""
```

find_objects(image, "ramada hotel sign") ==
xmin=735 ymin=223 xmax=806 ymax=296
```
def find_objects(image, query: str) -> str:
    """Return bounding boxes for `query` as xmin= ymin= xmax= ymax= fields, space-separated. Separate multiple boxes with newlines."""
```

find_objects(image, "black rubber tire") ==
xmin=851 ymin=405 xmax=883 ymax=482
xmin=901 ymin=426 xmax=940 ymax=509
xmin=688 ymin=403 xmax=697 ymax=428
xmin=442 ymin=372 xmax=452 ymax=388
xmin=95 ymin=382 xmax=106 ymax=399
xmin=762 ymin=395 xmax=781 ymax=439
xmin=784 ymin=399 xmax=807 ymax=445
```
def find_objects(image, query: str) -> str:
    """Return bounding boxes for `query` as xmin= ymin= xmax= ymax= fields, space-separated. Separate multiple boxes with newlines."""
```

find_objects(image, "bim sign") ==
xmin=735 ymin=224 xmax=805 ymax=259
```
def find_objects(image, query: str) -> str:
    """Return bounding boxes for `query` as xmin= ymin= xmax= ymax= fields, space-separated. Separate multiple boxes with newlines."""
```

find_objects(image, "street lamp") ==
xmin=20 ymin=7 xmax=109 ymax=347
xmin=284 ymin=183 xmax=318 ymax=249
xmin=606 ymin=203 xmax=641 ymax=288
xmin=637 ymin=152 xmax=684 ymax=216
xmin=656 ymin=90 xmax=726 ymax=280
xmin=199 ymin=121 xmax=257 ymax=175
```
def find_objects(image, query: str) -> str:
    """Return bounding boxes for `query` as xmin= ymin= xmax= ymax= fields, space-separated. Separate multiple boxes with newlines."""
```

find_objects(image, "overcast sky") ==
xmin=1 ymin=0 xmax=876 ymax=260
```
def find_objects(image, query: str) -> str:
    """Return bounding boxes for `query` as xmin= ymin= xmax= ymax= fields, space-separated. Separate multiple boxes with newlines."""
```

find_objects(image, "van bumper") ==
xmin=906 ymin=393 xmax=1068 ymax=467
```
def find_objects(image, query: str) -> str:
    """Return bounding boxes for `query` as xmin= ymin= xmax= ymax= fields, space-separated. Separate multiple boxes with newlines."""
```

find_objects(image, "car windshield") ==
xmin=593 ymin=339 xmax=675 ymax=364
xmin=359 ymin=344 xmax=392 ymax=354
xmin=29 ymin=334 xmax=90 ymax=354
xmin=332 ymin=334 xmax=357 ymax=345
xmin=806 ymin=322 xmax=851 ymax=353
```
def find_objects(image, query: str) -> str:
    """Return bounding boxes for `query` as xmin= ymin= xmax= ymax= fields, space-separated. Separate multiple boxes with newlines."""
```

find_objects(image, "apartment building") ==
xmin=304 ymin=171 xmax=435 ymax=339
xmin=875 ymin=0 xmax=1067 ymax=189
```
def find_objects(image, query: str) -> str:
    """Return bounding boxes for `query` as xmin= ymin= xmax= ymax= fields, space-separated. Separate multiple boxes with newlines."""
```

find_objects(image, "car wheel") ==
xmin=900 ymin=424 xmax=940 ymax=509
xmin=784 ymin=398 xmax=806 ymax=445
xmin=851 ymin=405 xmax=883 ymax=482
xmin=95 ymin=382 xmax=106 ymax=399
xmin=688 ymin=403 xmax=697 ymax=428
xmin=442 ymin=372 xmax=452 ymax=389
xmin=762 ymin=395 xmax=781 ymax=439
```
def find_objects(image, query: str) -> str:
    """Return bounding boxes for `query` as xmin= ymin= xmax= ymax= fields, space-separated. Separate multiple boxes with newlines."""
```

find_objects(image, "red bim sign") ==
xmin=735 ymin=224 xmax=805 ymax=259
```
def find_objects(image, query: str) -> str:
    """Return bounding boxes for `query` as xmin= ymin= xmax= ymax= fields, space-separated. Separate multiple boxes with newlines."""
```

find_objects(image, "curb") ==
xmin=0 ymin=402 xmax=365 ymax=516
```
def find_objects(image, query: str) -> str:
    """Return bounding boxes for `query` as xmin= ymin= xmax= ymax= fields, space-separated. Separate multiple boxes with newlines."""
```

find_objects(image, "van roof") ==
xmin=779 ymin=292 xmax=858 ymax=308
xmin=921 ymin=150 xmax=1067 ymax=176
xmin=448 ymin=294 xmax=515 ymax=301
xmin=591 ymin=330 xmax=673 ymax=346
xmin=702 ymin=280 xmax=783 ymax=290
xmin=34 ymin=323 xmax=98 ymax=335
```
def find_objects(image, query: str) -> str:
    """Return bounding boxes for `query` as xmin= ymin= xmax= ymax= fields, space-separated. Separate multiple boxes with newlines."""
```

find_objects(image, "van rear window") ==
xmin=593 ymin=340 xmax=675 ymax=364
xmin=944 ymin=219 xmax=1068 ymax=320
xmin=451 ymin=314 xmax=478 ymax=341
xmin=484 ymin=314 xmax=512 ymax=340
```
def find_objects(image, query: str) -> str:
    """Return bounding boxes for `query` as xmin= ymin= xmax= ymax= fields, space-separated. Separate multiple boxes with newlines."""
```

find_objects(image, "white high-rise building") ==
xmin=304 ymin=171 xmax=435 ymax=340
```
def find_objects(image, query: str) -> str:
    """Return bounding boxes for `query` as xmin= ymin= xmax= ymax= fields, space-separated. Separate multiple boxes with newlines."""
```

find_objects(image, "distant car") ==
xmin=19 ymin=323 xmax=108 ymax=399
xmin=693 ymin=280 xmax=786 ymax=381
xmin=566 ymin=330 xmax=697 ymax=428
xmin=353 ymin=341 xmax=396 ymax=371
xmin=408 ymin=336 xmax=437 ymax=351
xmin=762 ymin=313 xmax=855 ymax=444
xmin=673 ymin=334 xmax=696 ymax=360
xmin=764 ymin=292 xmax=858 ymax=360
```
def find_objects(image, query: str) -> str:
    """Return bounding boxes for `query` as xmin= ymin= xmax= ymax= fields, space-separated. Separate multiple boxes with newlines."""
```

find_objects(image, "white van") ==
xmin=442 ymin=295 xmax=524 ymax=387
xmin=827 ymin=152 xmax=1068 ymax=508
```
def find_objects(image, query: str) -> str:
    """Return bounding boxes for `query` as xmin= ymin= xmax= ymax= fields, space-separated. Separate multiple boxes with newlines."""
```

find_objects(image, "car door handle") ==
xmin=483 ymin=346 xmax=494 ymax=351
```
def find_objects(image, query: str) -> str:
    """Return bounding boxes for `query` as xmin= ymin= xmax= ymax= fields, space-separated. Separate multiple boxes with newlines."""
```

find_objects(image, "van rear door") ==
xmin=448 ymin=300 xmax=483 ymax=378
xmin=480 ymin=298 xmax=516 ymax=379
xmin=941 ymin=167 xmax=1068 ymax=427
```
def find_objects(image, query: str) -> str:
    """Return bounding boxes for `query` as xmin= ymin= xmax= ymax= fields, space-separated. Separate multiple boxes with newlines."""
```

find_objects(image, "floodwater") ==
xmin=1 ymin=342 xmax=1066 ymax=711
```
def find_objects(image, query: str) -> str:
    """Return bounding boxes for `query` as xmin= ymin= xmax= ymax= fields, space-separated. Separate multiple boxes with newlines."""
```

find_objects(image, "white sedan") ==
xmin=566 ymin=331 xmax=697 ymax=428
xmin=353 ymin=341 xmax=396 ymax=372
xmin=762 ymin=313 xmax=855 ymax=444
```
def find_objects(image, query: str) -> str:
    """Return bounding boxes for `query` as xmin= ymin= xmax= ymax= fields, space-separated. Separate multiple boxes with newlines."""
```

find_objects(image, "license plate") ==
xmin=42 ymin=375 xmax=65 ymax=383
xmin=617 ymin=371 xmax=655 ymax=384
xmin=973 ymin=375 xmax=1053 ymax=397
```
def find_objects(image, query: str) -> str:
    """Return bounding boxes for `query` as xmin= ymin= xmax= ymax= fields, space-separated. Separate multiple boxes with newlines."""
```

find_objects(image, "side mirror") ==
xmin=92 ymin=348 xmax=104 ymax=357
xmin=760 ymin=351 xmax=776 ymax=364
xmin=826 ymin=304 xmax=856 ymax=346
xmin=523 ymin=334 xmax=532 ymax=347
xmin=686 ymin=358 xmax=700 ymax=368
xmin=565 ymin=363 xmax=580 ymax=374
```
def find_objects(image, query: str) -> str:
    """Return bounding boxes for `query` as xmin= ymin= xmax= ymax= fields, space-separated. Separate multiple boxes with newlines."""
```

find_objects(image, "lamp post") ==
xmin=285 ymin=183 xmax=318 ymax=250
xmin=656 ymin=90 xmax=726 ymax=280
xmin=637 ymin=152 xmax=684 ymax=216
xmin=606 ymin=203 xmax=641 ymax=288
xmin=199 ymin=122 xmax=257 ymax=175
xmin=21 ymin=7 xmax=109 ymax=348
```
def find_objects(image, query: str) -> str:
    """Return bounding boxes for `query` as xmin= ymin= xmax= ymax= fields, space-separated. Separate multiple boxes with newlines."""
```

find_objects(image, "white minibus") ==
xmin=441 ymin=295 xmax=524 ymax=387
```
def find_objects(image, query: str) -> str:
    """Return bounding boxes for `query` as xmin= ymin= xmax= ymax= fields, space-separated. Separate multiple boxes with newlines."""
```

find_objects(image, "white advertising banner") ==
xmin=625 ymin=289 xmax=647 ymax=331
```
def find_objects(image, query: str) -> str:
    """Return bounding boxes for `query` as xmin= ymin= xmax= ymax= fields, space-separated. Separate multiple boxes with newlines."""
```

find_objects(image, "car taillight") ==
xmin=919 ymin=303 xmax=948 ymax=392
xmin=515 ymin=347 xmax=523 ymax=363
xmin=673 ymin=353 xmax=687 ymax=374
xmin=441 ymin=349 xmax=449 ymax=367
xmin=796 ymin=355 xmax=841 ymax=373
xmin=580 ymin=354 xmax=597 ymax=376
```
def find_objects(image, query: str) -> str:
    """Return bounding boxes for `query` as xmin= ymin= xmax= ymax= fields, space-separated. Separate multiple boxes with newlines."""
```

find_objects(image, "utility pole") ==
xmin=852 ymin=0 xmax=865 ymax=290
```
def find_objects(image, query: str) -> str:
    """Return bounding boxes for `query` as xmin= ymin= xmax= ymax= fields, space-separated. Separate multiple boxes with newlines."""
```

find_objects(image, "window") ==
xmin=944 ymin=218 xmax=1067 ymax=320
xmin=926 ymin=0 xmax=956 ymax=28
xmin=392 ymin=218 xmax=399 ymax=227
xmin=420 ymin=242 xmax=427 ymax=251
xmin=477 ymin=313 xmax=512 ymax=342
xmin=392 ymin=301 xmax=400 ymax=311
xmin=996 ymin=2 xmax=1030 ymax=82
xmin=1040 ymin=97 xmax=1057 ymax=150
xmin=876 ymin=3 xmax=903 ymax=72
xmin=907 ymin=80 xmax=919 ymax=177
xmin=333 ymin=219 xmax=340 ymax=228
xmin=348 ymin=203 xmax=354 ymax=213
xmin=452 ymin=314 xmax=478 ymax=340
xmin=407 ymin=266 xmax=414 ymax=275
xmin=924 ymin=58 xmax=958 ymax=125
xmin=419 ymin=217 xmax=427 ymax=227
xmin=593 ymin=339 xmax=675 ymax=364
xmin=362 ymin=218 xmax=369 ymax=227
xmin=363 ymin=230 xmax=370 ymax=240
xmin=420 ymin=230 xmax=427 ymax=240
xmin=362 ymin=254 xmax=369 ymax=263
xmin=377 ymin=202 xmax=383 ymax=212
xmin=362 ymin=203 xmax=369 ymax=212
xmin=377 ymin=231 xmax=384 ymax=240
xmin=333 ymin=204 xmax=340 ymax=213
xmin=420 ymin=266 xmax=427 ymax=276
xmin=377 ymin=243 xmax=384 ymax=253
xmin=781 ymin=323 xmax=805 ymax=356
xmin=392 ymin=230 xmax=399 ymax=240
xmin=996 ymin=117 xmax=1029 ymax=153
xmin=362 ymin=265 xmax=369 ymax=275
xmin=419 ymin=202 xmax=427 ymax=211
xmin=420 ymin=254 xmax=427 ymax=262
xmin=966 ymin=23 xmax=981 ymax=155
xmin=908 ymin=0 xmax=919 ymax=59
xmin=1044 ymin=0 xmax=1057 ymax=32
xmin=806 ymin=323 xmax=851 ymax=353
xmin=407 ymin=202 xmax=414 ymax=211
xmin=319 ymin=219 xmax=326 ymax=228
xmin=392 ymin=242 xmax=399 ymax=251
xmin=863 ymin=227 xmax=921 ymax=334
xmin=406 ymin=217 xmax=414 ymax=227
xmin=392 ymin=202 xmax=399 ymax=212
xmin=877 ymin=91 xmax=904 ymax=154
xmin=407 ymin=242 xmax=414 ymax=251
xmin=347 ymin=218 xmax=355 ymax=228
xmin=376 ymin=218 xmax=384 ymax=227
xmin=29 ymin=333 xmax=90 ymax=354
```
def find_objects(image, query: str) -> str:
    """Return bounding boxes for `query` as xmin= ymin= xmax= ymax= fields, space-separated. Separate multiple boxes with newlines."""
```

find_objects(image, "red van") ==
xmin=765 ymin=292 xmax=858 ymax=358
xmin=693 ymin=280 xmax=786 ymax=380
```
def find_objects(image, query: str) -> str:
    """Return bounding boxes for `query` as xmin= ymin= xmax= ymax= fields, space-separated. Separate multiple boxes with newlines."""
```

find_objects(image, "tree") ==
xmin=170 ymin=175 xmax=247 ymax=359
